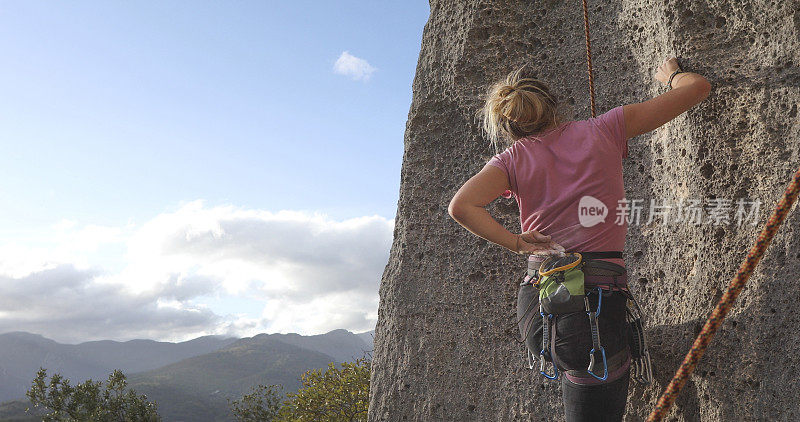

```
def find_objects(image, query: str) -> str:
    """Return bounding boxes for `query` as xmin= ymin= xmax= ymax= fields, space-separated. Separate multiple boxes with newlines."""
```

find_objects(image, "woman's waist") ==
xmin=525 ymin=253 xmax=628 ymax=288
xmin=527 ymin=254 xmax=625 ymax=268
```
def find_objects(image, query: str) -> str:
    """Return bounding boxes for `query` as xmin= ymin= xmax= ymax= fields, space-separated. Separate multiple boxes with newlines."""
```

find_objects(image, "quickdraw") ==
xmin=624 ymin=289 xmax=654 ymax=385
xmin=585 ymin=286 xmax=608 ymax=381
xmin=539 ymin=310 xmax=558 ymax=379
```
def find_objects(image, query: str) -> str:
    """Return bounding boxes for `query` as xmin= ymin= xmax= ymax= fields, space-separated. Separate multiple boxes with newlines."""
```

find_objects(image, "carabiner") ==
xmin=633 ymin=349 xmax=653 ymax=385
xmin=539 ymin=350 xmax=559 ymax=380
xmin=625 ymin=293 xmax=654 ymax=385
xmin=587 ymin=346 xmax=608 ymax=381
xmin=584 ymin=287 xmax=604 ymax=317
xmin=526 ymin=347 xmax=536 ymax=370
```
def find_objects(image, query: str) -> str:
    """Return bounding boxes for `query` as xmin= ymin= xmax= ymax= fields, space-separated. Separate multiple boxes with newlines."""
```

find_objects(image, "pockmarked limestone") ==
xmin=369 ymin=1 xmax=800 ymax=421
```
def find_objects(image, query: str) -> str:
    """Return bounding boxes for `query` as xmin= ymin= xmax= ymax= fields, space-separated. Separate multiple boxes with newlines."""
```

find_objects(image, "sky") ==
xmin=0 ymin=1 xmax=430 ymax=344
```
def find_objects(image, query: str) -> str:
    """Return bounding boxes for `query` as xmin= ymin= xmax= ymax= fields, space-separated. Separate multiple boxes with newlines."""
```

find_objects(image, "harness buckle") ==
xmin=520 ymin=269 xmax=540 ymax=287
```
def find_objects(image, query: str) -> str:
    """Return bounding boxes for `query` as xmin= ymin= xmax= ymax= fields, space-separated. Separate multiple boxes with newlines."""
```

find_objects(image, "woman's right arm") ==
xmin=623 ymin=57 xmax=712 ymax=139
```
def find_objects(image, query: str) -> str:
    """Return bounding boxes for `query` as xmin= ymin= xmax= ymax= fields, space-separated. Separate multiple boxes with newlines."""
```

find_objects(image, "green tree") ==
xmin=228 ymin=384 xmax=284 ymax=422
xmin=279 ymin=357 xmax=370 ymax=422
xmin=26 ymin=368 xmax=161 ymax=422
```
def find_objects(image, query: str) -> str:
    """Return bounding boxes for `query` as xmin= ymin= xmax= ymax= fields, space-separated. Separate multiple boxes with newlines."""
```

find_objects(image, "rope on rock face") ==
xmin=647 ymin=166 xmax=800 ymax=421
xmin=577 ymin=1 xmax=800 ymax=416
xmin=580 ymin=0 xmax=597 ymax=118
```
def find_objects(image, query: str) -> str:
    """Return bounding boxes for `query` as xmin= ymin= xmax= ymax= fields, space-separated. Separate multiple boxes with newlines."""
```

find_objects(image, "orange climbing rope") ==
xmin=577 ymin=1 xmax=800 ymax=419
xmin=647 ymin=167 xmax=800 ymax=420
xmin=580 ymin=0 xmax=597 ymax=117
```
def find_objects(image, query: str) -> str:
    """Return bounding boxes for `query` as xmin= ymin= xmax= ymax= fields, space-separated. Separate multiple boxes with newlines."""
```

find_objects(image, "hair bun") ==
xmin=498 ymin=85 xmax=517 ymax=98
xmin=481 ymin=66 xmax=562 ymax=149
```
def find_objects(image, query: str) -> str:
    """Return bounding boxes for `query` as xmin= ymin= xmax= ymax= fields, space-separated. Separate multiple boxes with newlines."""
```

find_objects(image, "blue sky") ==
xmin=0 ymin=1 xmax=429 ymax=343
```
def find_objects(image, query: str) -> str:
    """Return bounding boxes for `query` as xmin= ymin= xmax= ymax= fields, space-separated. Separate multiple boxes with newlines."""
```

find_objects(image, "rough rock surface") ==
xmin=369 ymin=1 xmax=800 ymax=421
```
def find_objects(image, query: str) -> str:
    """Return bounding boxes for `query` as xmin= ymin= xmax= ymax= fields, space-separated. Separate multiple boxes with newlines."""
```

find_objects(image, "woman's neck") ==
xmin=532 ymin=121 xmax=567 ymax=138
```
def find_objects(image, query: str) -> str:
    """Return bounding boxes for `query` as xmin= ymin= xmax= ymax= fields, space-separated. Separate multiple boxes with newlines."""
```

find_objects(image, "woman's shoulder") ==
xmin=553 ymin=106 xmax=625 ymax=138
xmin=578 ymin=106 xmax=625 ymax=126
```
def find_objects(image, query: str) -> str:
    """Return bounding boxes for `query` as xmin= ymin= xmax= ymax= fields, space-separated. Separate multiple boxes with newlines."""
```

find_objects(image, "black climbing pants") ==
xmin=517 ymin=282 xmax=631 ymax=422
xmin=561 ymin=367 xmax=630 ymax=422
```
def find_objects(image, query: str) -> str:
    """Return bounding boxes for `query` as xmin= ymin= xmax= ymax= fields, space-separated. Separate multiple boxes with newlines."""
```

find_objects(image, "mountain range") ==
xmin=0 ymin=329 xmax=373 ymax=421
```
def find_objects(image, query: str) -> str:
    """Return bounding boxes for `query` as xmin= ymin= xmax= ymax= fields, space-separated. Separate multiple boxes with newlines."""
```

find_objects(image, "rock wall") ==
xmin=369 ymin=1 xmax=800 ymax=421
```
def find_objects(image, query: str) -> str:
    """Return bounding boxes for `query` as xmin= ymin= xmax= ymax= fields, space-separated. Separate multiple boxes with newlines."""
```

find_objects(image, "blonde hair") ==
xmin=481 ymin=65 xmax=563 ymax=152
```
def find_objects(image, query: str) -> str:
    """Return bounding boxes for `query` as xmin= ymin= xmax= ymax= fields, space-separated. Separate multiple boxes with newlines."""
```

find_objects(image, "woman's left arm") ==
xmin=448 ymin=165 xmax=564 ymax=255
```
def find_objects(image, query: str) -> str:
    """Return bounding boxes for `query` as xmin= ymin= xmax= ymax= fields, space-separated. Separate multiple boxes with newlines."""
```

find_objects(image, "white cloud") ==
xmin=0 ymin=265 xmax=222 ymax=342
xmin=0 ymin=201 xmax=393 ymax=343
xmin=333 ymin=51 xmax=376 ymax=81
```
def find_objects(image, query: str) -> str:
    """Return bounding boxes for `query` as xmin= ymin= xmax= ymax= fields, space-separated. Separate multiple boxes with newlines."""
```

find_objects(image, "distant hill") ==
xmin=0 ymin=399 xmax=43 ymax=421
xmin=0 ymin=329 xmax=373 ymax=422
xmin=127 ymin=337 xmax=335 ymax=422
xmin=246 ymin=328 xmax=370 ymax=363
xmin=0 ymin=331 xmax=238 ymax=403
xmin=355 ymin=329 xmax=375 ymax=350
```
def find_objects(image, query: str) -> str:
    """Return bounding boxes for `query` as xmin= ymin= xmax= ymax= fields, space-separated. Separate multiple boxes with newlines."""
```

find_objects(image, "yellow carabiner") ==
xmin=538 ymin=253 xmax=583 ymax=277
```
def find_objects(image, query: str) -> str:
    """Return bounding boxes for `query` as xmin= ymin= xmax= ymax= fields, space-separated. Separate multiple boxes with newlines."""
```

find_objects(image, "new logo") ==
xmin=578 ymin=196 xmax=608 ymax=227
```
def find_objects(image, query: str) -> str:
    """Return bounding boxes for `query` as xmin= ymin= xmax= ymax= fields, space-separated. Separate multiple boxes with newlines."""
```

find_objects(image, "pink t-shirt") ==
xmin=486 ymin=106 xmax=628 ymax=268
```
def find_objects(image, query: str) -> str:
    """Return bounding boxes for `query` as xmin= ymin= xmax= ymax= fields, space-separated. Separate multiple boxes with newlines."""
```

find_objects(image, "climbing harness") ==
xmin=518 ymin=251 xmax=653 ymax=385
xmin=536 ymin=253 xmax=610 ymax=381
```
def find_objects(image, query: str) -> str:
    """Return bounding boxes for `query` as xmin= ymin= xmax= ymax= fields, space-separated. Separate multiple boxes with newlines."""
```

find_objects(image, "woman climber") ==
xmin=447 ymin=57 xmax=711 ymax=421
